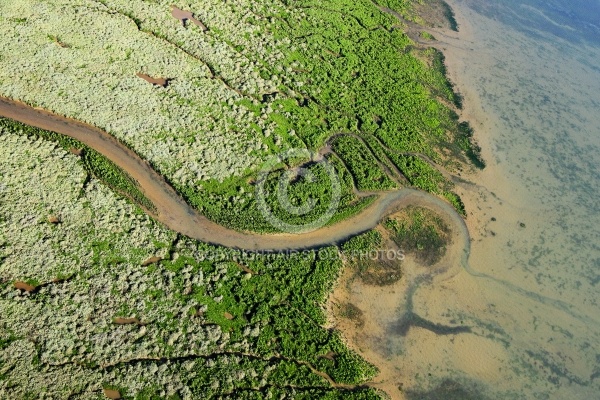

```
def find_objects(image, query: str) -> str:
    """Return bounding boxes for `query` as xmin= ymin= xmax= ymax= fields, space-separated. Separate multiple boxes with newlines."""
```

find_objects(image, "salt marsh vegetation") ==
xmin=0 ymin=0 xmax=481 ymax=397
xmin=0 ymin=127 xmax=380 ymax=398
xmin=0 ymin=0 xmax=481 ymax=231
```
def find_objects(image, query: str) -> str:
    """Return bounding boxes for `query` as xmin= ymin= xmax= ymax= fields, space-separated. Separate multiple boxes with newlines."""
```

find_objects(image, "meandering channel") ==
xmin=0 ymin=96 xmax=469 ymax=252
xmin=2 ymin=96 xmax=594 ymax=327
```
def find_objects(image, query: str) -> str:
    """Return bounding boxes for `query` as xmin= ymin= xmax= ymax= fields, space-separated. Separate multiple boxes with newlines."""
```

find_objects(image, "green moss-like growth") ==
xmin=443 ymin=1 xmax=460 ymax=32
xmin=341 ymin=230 xmax=383 ymax=254
xmin=385 ymin=206 xmax=450 ymax=266
xmin=339 ymin=302 xmax=365 ymax=326
xmin=177 ymin=155 xmax=373 ymax=233
xmin=456 ymin=121 xmax=486 ymax=169
xmin=390 ymin=154 xmax=447 ymax=193
xmin=416 ymin=47 xmax=463 ymax=109
xmin=420 ymin=31 xmax=436 ymax=40
xmin=341 ymin=230 xmax=403 ymax=286
xmin=332 ymin=135 xmax=397 ymax=191
xmin=196 ymin=0 xmax=480 ymax=226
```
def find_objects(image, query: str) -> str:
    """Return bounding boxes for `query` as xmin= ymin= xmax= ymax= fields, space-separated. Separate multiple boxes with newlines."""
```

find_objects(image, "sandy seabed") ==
xmin=329 ymin=1 xmax=600 ymax=398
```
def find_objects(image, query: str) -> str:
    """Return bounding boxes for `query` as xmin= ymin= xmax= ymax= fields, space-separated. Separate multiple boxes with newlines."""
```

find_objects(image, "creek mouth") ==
xmin=0 ymin=96 xmax=472 ymax=253
xmin=3 ymin=96 xmax=576 ymax=324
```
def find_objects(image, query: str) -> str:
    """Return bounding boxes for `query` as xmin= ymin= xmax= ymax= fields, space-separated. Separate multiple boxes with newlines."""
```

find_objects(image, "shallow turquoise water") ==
xmin=397 ymin=1 xmax=600 ymax=398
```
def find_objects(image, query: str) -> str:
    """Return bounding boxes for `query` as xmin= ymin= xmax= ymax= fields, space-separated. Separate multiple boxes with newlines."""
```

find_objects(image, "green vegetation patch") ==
xmin=339 ymin=302 xmax=365 ymax=327
xmin=386 ymin=153 xmax=465 ymax=215
xmin=0 ymin=133 xmax=379 ymax=397
xmin=420 ymin=31 xmax=436 ymax=40
xmin=341 ymin=230 xmax=403 ymax=286
xmin=178 ymin=154 xmax=373 ymax=233
xmin=414 ymin=47 xmax=462 ymax=108
xmin=455 ymin=121 xmax=486 ymax=169
xmin=0 ymin=0 xmax=481 ymax=233
xmin=0 ymin=1 xmax=478 ymax=397
xmin=332 ymin=135 xmax=397 ymax=191
xmin=388 ymin=154 xmax=447 ymax=194
xmin=385 ymin=206 xmax=450 ymax=266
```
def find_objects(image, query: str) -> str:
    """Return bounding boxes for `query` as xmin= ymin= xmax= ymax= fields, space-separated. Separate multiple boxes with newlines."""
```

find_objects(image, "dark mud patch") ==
xmin=113 ymin=317 xmax=146 ymax=326
xmin=13 ymin=275 xmax=74 ymax=294
xmin=338 ymin=302 xmax=365 ymax=327
xmin=341 ymin=229 xmax=405 ymax=286
xmin=417 ymin=0 xmax=459 ymax=31
xmin=405 ymin=379 xmax=489 ymax=400
xmin=390 ymin=312 xmax=471 ymax=337
xmin=355 ymin=256 xmax=402 ymax=286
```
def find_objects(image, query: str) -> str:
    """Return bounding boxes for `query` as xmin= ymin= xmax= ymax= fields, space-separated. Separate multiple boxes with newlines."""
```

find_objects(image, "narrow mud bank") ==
xmin=0 ymin=97 xmax=469 ymax=252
